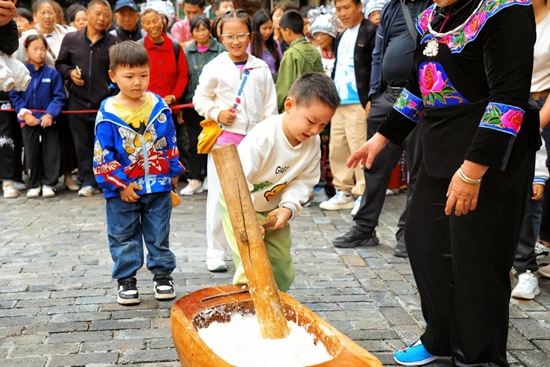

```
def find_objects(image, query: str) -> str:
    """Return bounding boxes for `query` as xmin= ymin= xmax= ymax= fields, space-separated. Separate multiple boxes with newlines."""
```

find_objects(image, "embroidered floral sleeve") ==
xmin=393 ymin=89 xmax=424 ymax=123
xmin=418 ymin=62 xmax=468 ymax=107
xmin=479 ymin=102 xmax=524 ymax=136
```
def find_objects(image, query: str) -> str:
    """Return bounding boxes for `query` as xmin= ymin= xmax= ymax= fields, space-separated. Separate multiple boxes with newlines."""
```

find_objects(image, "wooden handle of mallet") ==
xmin=212 ymin=145 xmax=290 ymax=339
xmin=259 ymin=216 xmax=277 ymax=231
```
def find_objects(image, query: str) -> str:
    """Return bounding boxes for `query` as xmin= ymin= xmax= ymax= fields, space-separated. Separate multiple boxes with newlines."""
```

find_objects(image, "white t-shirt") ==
xmin=334 ymin=24 xmax=360 ymax=105
xmin=532 ymin=12 xmax=550 ymax=93
xmin=237 ymin=114 xmax=321 ymax=218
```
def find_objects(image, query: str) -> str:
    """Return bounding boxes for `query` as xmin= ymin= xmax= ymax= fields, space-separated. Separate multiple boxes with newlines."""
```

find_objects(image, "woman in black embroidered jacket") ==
xmin=349 ymin=0 xmax=539 ymax=365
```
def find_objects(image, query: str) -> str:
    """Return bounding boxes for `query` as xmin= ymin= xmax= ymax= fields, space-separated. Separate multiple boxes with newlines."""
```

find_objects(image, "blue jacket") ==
xmin=93 ymin=92 xmax=184 ymax=199
xmin=9 ymin=63 xmax=66 ymax=123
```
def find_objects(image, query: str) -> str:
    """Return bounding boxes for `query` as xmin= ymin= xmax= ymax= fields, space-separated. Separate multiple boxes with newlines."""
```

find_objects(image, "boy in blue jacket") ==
xmin=93 ymin=41 xmax=184 ymax=305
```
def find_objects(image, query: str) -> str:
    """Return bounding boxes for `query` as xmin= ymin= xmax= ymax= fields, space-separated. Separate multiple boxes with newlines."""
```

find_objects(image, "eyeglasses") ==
xmin=224 ymin=9 xmax=248 ymax=18
xmin=221 ymin=32 xmax=250 ymax=42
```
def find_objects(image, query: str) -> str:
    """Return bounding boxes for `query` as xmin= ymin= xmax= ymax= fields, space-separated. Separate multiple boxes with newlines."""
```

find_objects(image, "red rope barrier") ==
xmin=0 ymin=103 xmax=194 ymax=114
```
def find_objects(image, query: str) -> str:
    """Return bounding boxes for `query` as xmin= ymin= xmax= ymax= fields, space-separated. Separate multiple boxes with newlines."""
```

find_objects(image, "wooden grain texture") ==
xmin=212 ymin=144 xmax=290 ymax=339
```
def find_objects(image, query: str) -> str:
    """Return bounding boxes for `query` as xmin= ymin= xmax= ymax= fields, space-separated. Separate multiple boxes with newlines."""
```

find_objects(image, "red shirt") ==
xmin=144 ymin=33 xmax=188 ymax=106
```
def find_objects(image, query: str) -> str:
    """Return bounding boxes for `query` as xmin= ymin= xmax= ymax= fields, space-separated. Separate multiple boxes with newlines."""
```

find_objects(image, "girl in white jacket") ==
xmin=193 ymin=9 xmax=277 ymax=272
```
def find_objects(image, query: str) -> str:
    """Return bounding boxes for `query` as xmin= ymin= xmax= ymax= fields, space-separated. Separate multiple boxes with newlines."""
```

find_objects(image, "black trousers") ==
xmin=353 ymin=88 xmax=423 ymax=242
xmin=0 ymin=110 xmax=22 ymax=181
xmin=408 ymin=155 xmax=532 ymax=366
xmin=57 ymin=112 xmax=77 ymax=175
xmin=513 ymin=194 xmax=544 ymax=275
xmin=67 ymin=98 xmax=97 ymax=187
xmin=22 ymin=124 xmax=60 ymax=188
xmin=174 ymin=112 xmax=190 ymax=180
xmin=182 ymin=108 xmax=207 ymax=180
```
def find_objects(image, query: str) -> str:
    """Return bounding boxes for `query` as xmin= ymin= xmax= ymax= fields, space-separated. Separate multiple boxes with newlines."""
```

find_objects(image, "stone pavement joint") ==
xmin=1 ymin=192 xmax=549 ymax=366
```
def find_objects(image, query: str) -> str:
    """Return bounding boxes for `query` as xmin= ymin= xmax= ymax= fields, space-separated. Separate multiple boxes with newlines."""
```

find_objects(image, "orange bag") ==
xmin=197 ymin=119 xmax=223 ymax=154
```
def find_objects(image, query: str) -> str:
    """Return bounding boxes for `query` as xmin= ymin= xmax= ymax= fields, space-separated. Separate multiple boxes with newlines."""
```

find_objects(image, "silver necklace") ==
xmin=423 ymin=0 xmax=486 ymax=57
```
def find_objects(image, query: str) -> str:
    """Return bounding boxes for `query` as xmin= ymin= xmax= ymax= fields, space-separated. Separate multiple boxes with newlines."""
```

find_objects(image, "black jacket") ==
xmin=369 ymin=0 xmax=430 ymax=98
xmin=56 ymin=28 xmax=120 ymax=108
xmin=332 ymin=18 xmax=377 ymax=108
xmin=0 ymin=20 xmax=19 ymax=55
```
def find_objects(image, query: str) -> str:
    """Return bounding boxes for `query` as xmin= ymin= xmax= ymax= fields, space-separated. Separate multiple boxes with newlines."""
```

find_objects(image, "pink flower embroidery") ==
xmin=464 ymin=12 xmax=486 ymax=39
xmin=500 ymin=109 xmax=523 ymax=133
xmin=418 ymin=10 xmax=432 ymax=31
xmin=440 ymin=35 xmax=452 ymax=47
xmin=419 ymin=63 xmax=445 ymax=96
xmin=408 ymin=100 xmax=417 ymax=108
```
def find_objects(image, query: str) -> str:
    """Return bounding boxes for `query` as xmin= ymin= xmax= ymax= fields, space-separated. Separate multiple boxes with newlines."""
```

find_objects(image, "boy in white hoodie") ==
xmin=193 ymin=9 xmax=278 ymax=273
xmin=221 ymin=72 xmax=340 ymax=291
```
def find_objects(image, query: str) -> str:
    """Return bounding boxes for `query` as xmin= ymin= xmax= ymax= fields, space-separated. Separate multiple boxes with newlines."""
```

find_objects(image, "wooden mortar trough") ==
xmin=171 ymin=284 xmax=384 ymax=367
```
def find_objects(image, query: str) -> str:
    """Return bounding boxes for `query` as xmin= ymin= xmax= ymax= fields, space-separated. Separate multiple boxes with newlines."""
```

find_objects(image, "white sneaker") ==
xmin=42 ymin=185 xmax=55 ymax=198
xmin=2 ymin=180 xmax=19 ymax=198
xmin=180 ymin=179 xmax=203 ymax=196
xmin=351 ymin=196 xmax=362 ymax=216
xmin=319 ymin=190 xmax=355 ymax=210
xmin=312 ymin=186 xmax=329 ymax=203
xmin=202 ymin=177 xmax=208 ymax=191
xmin=26 ymin=187 xmax=41 ymax=198
xmin=512 ymin=271 xmax=540 ymax=300
xmin=78 ymin=186 xmax=100 ymax=197
xmin=386 ymin=189 xmax=399 ymax=196
xmin=13 ymin=181 xmax=26 ymax=191
xmin=535 ymin=242 xmax=550 ymax=264
xmin=206 ymin=258 xmax=227 ymax=272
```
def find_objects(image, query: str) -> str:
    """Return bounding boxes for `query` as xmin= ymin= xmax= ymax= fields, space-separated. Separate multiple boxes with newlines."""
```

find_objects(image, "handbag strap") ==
xmin=230 ymin=69 xmax=251 ymax=113
xmin=401 ymin=0 xmax=418 ymax=42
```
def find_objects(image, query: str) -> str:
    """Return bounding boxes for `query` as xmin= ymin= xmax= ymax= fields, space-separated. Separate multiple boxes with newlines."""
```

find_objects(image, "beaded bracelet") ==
xmin=457 ymin=167 xmax=482 ymax=185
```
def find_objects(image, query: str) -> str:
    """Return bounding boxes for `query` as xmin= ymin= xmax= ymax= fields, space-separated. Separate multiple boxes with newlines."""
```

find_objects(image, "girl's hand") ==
xmin=40 ymin=114 xmax=53 ymax=128
xmin=445 ymin=161 xmax=486 ymax=216
xmin=24 ymin=113 xmax=39 ymax=126
xmin=218 ymin=109 xmax=236 ymax=126
xmin=347 ymin=133 xmax=388 ymax=169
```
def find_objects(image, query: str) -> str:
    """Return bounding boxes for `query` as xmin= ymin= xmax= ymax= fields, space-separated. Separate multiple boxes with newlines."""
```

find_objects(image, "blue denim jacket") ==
xmin=93 ymin=92 xmax=184 ymax=199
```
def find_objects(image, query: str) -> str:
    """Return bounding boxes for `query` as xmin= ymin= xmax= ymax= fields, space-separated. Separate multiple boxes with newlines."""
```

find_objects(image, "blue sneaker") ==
xmin=394 ymin=340 xmax=438 ymax=366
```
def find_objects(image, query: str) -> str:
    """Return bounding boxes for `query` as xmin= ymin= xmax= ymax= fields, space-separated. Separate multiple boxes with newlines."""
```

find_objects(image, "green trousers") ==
xmin=220 ymin=201 xmax=295 ymax=291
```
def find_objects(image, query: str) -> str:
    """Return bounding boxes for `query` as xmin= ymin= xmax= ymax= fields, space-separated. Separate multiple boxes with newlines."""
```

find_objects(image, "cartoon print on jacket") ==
xmin=264 ymin=182 xmax=287 ymax=202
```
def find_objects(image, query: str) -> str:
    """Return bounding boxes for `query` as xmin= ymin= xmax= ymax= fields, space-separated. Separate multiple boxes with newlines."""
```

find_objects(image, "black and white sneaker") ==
xmin=153 ymin=274 xmax=176 ymax=300
xmin=117 ymin=277 xmax=140 ymax=305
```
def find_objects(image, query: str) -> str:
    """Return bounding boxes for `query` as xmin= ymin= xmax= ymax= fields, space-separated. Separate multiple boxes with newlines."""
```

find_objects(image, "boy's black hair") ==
xmin=65 ymin=4 xmax=86 ymax=24
xmin=184 ymin=0 xmax=205 ymax=8
xmin=288 ymin=72 xmax=340 ymax=110
xmin=190 ymin=14 xmax=211 ymax=33
xmin=279 ymin=10 xmax=303 ymax=35
xmin=214 ymin=0 xmax=233 ymax=9
xmin=109 ymin=41 xmax=150 ymax=72
xmin=335 ymin=0 xmax=362 ymax=6
xmin=220 ymin=9 xmax=251 ymax=34
xmin=15 ymin=8 xmax=33 ymax=23
xmin=24 ymin=34 xmax=48 ymax=50
xmin=251 ymin=9 xmax=280 ymax=71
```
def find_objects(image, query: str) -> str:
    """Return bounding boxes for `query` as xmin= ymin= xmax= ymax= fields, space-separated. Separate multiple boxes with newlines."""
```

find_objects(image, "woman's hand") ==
xmin=177 ymin=110 xmax=184 ymax=124
xmin=347 ymin=132 xmax=388 ymax=169
xmin=445 ymin=161 xmax=487 ymax=216
xmin=164 ymin=95 xmax=176 ymax=105
xmin=218 ymin=109 xmax=236 ymax=126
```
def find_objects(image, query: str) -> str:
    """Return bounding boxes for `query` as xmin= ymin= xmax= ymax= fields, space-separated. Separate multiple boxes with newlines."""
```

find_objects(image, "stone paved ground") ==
xmin=1 ymin=187 xmax=550 ymax=366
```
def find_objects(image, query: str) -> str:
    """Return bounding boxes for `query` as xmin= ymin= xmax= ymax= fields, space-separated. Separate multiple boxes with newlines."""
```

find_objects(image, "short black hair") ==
xmin=109 ymin=41 xmax=149 ymax=72
xmin=16 ymin=8 xmax=33 ymax=23
xmin=65 ymin=4 xmax=86 ymax=24
xmin=214 ymin=0 xmax=233 ymax=9
xmin=190 ymin=14 xmax=211 ymax=33
xmin=279 ymin=10 xmax=303 ymax=35
xmin=335 ymin=0 xmax=362 ymax=5
xmin=288 ymin=72 xmax=340 ymax=110
xmin=184 ymin=0 xmax=205 ymax=8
